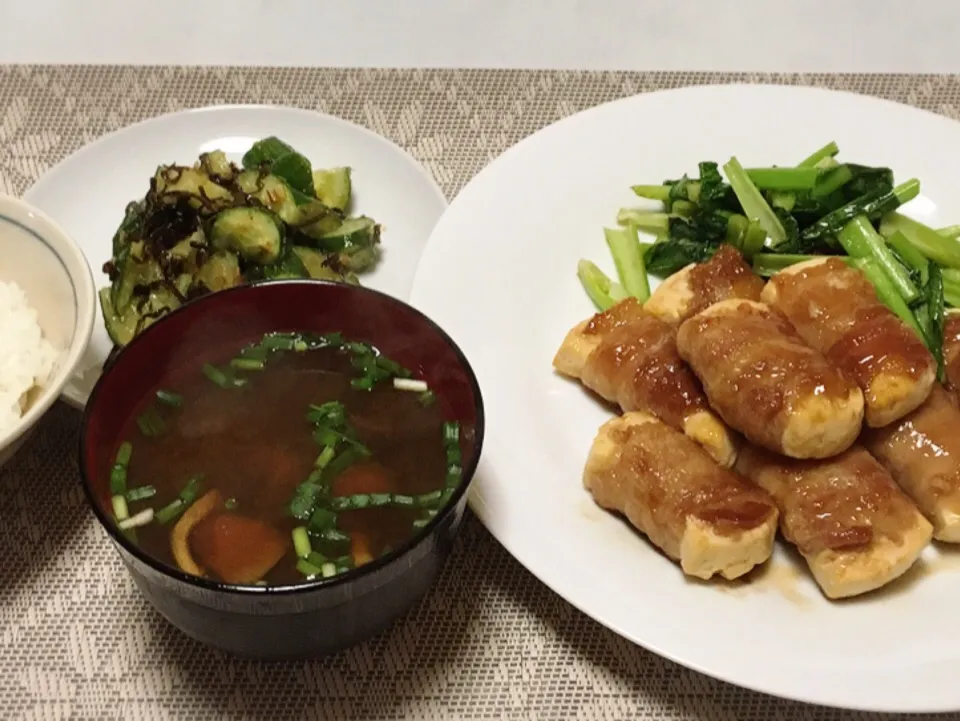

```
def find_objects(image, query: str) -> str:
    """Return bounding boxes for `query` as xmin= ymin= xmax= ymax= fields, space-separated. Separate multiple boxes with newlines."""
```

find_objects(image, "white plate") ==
xmin=409 ymin=84 xmax=960 ymax=713
xmin=24 ymin=105 xmax=447 ymax=408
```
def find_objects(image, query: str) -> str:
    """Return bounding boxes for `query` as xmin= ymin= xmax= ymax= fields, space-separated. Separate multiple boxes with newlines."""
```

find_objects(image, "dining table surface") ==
xmin=3 ymin=4 xmax=960 ymax=721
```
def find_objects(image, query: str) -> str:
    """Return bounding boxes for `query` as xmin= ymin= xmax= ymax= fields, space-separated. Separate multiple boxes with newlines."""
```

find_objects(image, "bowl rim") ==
xmin=0 ymin=192 xmax=96 ymax=450
xmin=78 ymin=278 xmax=485 ymax=596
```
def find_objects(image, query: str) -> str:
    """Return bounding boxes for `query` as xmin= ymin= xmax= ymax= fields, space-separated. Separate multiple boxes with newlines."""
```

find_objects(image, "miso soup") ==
xmin=99 ymin=331 xmax=464 ymax=586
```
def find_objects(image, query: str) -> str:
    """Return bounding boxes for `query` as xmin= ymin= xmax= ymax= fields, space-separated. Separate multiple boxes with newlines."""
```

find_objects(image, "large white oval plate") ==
xmin=25 ymin=105 xmax=447 ymax=407
xmin=409 ymin=84 xmax=960 ymax=713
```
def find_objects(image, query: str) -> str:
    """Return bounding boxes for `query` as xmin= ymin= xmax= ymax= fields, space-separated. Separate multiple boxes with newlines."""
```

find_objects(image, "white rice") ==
xmin=0 ymin=281 xmax=60 ymax=436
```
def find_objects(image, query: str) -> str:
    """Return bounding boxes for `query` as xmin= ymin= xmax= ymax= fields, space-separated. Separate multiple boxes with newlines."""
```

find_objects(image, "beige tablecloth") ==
xmin=2 ymin=67 xmax=960 ymax=721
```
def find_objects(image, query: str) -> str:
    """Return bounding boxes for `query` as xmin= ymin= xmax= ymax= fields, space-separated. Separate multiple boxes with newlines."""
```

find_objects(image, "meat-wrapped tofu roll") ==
xmin=554 ymin=297 xmax=737 ymax=467
xmin=677 ymin=299 xmax=864 ymax=459
xmin=736 ymin=445 xmax=932 ymax=599
xmin=863 ymin=386 xmax=960 ymax=542
xmin=644 ymin=245 xmax=765 ymax=327
xmin=584 ymin=412 xmax=778 ymax=580
xmin=943 ymin=309 xmax=960 ymax=401
xmin=761 ymin=257 xmax=935 ymax=428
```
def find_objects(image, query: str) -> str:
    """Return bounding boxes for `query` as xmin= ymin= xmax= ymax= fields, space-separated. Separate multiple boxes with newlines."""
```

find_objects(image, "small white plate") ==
xmin=409 ymin=84 xmax=960 ymax=713
xmin=24 ymin=105 xmax=447 ymax=407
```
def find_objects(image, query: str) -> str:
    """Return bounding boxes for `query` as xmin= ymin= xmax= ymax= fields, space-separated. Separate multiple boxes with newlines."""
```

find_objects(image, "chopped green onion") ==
xmin=239 ymin=345 xmax=269 ymax=361
xmin=292 ymin=526 xmax=312 ymax=558
xmin=393 ymin=378 xmax=429 ymax=392
xmin=109 ymin=442 xmax=132 ymax=495
xmin=351 ymin=376 xmax=375 ymax=390
xmin=412 ymin=518 xmax=431 ymax=531
xmin=313 ymin=528 xmax=350 ymax=545
xmin=289 ymin=482 xmax=322 ymax=520
xmin=111 ymin=494 xmax=129 ymax=521
xmin=125 ymin=485 xmax=156 ymax=503
xmin=136 ymin=407 xmax=165 ymax=437
xmin=118 ymin=508 xmax=154 ymax=530
xmin=202 ymin=363 xmax=245 ymax=389
xmin=446 ymin=445 xmax=462 ymax=465
xmin=260 ymin=333 xmax=298 ymax=351
xmin=308 ymin=506 xmax=337 ymax=532
xmin=230 ymin=357 xmax=265 ymax=372
xmin=314 ymin=445 xmax=336 ymax=469
xmin=155 ymin=499 xmax=186 ymax=525
xmin=178 ymin=475 xmax=203 ymax=504
xmin=375 ymin=355 xmax=410 ymax=377
xmin=224 ymin=497 xmax=238 ymax=510
xmin=320 ymin=562 xmax=337 ymax=578
xmin=296 ymin=558 xmax=323 ymax=578
xmin=306 ymin=551 xmax=328 ymax=568
xmin=417 ymin=489 xmax=443 ymax=507
xmin=309 ymin=402 xmax=349 ymax=425
xmin=446 ymin=466 xmax=463 ymax=488
xmin=418 ymin=390 xmax=436 ymax=407
xmin=155 ymin=389 xmax=182 ymax=407
xmin=442 ymin=422 xmax=460 ymax=444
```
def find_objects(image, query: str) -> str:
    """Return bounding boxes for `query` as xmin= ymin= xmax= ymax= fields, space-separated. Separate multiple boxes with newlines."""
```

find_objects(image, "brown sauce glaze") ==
xmin=772 ymin=259 xmax=933 ymax=389
xmin=943 ymin=312 xmax=960 ymax=396
xmin=581 ymin=308 xmax=707 ymax=428
xmin=737 ymin=445 xmax=919 ymax=556
xmin=677 ymin=301 xmax=855 ymax=452
xmin=590 ymin=420 xmax=776 ymax=545
xmin=863 ymin=386 xmax=960 ymax=522
xmin=683 ymin=245 xmax=765 ymax=322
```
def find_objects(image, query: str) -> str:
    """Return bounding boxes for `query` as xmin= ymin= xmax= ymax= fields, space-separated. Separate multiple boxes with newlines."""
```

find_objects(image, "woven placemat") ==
xmin=2 ymin=67 xmax=960 ymax=721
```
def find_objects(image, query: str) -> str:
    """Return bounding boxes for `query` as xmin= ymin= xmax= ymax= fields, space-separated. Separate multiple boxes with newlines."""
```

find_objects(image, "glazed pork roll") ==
xmin=553 ymin=297 xmax=737 ymax=467
xmin=584 ymin=412 xmax=778 ymax=580
xmin=943 ymin=308 xmax=960 ymax=401
xmin=644 ymin=244 xmax=766 ymax=327
xmin=676 ymin=298 xmax=864 ymax=459
xmin=736 ymin=444 xmax=932 ymax=599
xmin=761 ymin=257 xmax=935 ymax=428
xmin=863 ymin=385 xmax=960 ymax=542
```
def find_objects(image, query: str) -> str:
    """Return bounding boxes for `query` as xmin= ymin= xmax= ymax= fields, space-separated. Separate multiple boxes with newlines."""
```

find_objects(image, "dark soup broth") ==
xmin=100 ymin=331 xmax=463 ymax=586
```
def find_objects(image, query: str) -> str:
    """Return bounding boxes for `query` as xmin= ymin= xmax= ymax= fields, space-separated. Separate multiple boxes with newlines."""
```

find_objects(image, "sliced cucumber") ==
xmin=199 ymin=150 xmax=235 ymax=182
xmin=197 ymin=250 xmax=243 ymax=292
xmin=295 ymin=200 xmax=344 ymax=233
xmin=237 ymin=171 xmax=300 ymax=225
xmin=313 ymin=167 xmax=351 ymax=211
xmin=111 ymin=200 xmax=145 ymax=257
xmin=111 ymin=244 xmax=163 ymax=315
xmin=154 ymin=166 xmax=233 ymax=210
xmin=211 ymin=207 xmax=284 ymax=264
xmin=262 ymin=249 xmax=310 ymax=280
xmin=100 ymin=287 xmax=139 ymax=347
xmin=301 ymin=216 xmax=378 ymax=252
xmin=292 ymin=246 xmax=360 ymax=284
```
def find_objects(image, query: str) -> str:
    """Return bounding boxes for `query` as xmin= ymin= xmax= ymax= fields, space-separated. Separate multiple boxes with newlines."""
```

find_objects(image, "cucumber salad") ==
xmin=100 ymin=137 xmax=381 ymax=347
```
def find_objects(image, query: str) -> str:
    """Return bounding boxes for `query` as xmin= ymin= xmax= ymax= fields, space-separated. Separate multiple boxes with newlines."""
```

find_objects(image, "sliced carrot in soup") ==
xmin=190 ymin=512 xmax=288 ymax=585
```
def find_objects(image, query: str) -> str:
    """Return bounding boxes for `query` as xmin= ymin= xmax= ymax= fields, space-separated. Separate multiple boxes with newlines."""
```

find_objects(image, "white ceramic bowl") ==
xmin=0 ymin=194 xmax=96 ymax=466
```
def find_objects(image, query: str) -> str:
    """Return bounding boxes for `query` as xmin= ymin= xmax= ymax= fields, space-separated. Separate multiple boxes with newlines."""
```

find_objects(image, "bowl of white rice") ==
xmin=0 ymin=194 xmax=95 ymax=467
